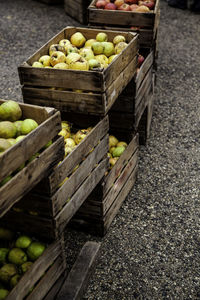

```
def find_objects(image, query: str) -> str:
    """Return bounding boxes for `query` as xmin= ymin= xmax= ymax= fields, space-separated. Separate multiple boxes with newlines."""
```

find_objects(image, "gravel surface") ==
xmin=0 ymin=0 xmax=200 ymax=299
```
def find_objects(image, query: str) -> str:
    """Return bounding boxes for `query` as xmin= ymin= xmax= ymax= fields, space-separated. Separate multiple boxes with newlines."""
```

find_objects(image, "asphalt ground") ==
xmin=0 ymin=0 xmax=200 ymax=299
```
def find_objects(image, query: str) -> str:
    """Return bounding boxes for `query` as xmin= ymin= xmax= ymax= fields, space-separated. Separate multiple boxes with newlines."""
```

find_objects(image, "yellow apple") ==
xmin=92 ymin=42 xmax=104 ymax=55
xmin=96 ymin=32 xmax=108 ymax=42
xmin=108 ymin=54 xmax=118 ymax=64
xmin=49 ymin=44 xmax=66 ymax=56
xmin=85 ymin=39 xmax=97 ymax=48
xmin=32 ymin=61 xmax=44 ymax=68
xmin=95 ymin=55 xmax=109 ymax=68
xmin=53 ymin=62 xmax=69 ymax=69
xmin=39 ymin=55 xmax=51 ymax=67
xmin=79 ymin=48 xmax=94 ymax=61
xmin=115 ymin=42 xmax=128 ymax=54
xmin=70 ymin=32 xmax=86 ymax=48
xmin=113 ymin=35 xmax=126 ymax=45
xmin=50 ymin=51 xmax=66 ymax=67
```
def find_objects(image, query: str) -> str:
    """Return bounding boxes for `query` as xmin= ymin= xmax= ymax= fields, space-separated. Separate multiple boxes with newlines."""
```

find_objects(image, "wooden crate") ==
xmin=18 ymin=26 xmax=139 ymax=116
xmin=0 ymin=227 xmax=66 ymax=300
xmin=64 ymin=0 xmax=91 ymax=24
xmin=109 ymin=48 xmax=154 ymax=129
xmin=1 ymin=115 xmax=109 ymax=240
xmin=71 ymin=132 xmax=139 ymax=236
xmin=88 ymin=0 xmax=160 ymax=47
xmin=0 ymin=100 xmax=64 ymax=218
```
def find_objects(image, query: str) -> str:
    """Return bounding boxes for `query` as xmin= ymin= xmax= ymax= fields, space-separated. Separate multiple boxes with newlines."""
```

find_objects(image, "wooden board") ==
xmin=34 ymin=0 xmax=63 ymax=4
xmin=64 ymin=0 xmax=91 ymax=24
xmin=88 ymin=0 xmax=160 ymax=28
xmin=57 ymin=241 xmax=101 ymax=300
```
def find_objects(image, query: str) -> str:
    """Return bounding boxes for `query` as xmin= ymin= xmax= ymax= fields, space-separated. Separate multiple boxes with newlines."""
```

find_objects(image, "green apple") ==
xmin=66 ymin=53 xmax=81 ymax=65
xmin=95 ymin=55 xmax=109 ymax=68
xmin=102 ymin=42 xmax=115 ymax=57
xmin=70 ymin=32 xmax=86 ymax=48
xmin=59 ymin=39 xmax=71 ymax=50
xmin=115 ymin=42 xmax=128 ymax=54
xmin=96 ymin=32 xmax=108 ymax=42
xmin=32 ymin=61 xmax=43 ymax=68
xmin=79 ymin=48 xmax=94 ymax=61
xmin=53 ymin=62 xmax=69 ymax=69
xmin=84 ymin=39 xmax=97 ymax=48
xmin=113 ymin=35 xmax=126 ymax=45
xmin=49 ymin=44 xmax=66 ymax=56
xmin=92 ymin=42 xmax=104 ymax=55
xmin=50 ymin=51 xmax=66 ymax=67
xmin=108 ymin=54 xmax=118 ymax=64
xmin=39 ymin=55 xmax=51 ymax=67
xmin=88 ymin=59 xmax=101 ymax=70
xmin=66 ymin=46 xmax=79 ymax=55
xmin=69 ymin=57 xmax=89 ymax=71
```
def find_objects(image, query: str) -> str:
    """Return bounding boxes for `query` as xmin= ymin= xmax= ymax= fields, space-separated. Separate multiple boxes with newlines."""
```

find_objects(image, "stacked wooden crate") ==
xmin=0 ymin=100 xmax=68 ymax=299
xmin=17 ymin=26 xmax=140 ymax=237
xmin=64 ymin=0 xmax=92 ymax=24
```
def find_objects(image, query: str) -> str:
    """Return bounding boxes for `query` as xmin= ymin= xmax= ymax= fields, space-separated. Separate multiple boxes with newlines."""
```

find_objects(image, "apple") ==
xmin=88 ymin=59 xmax=101 ymax=70
xmin=70 ymin=32 xmax=86 ymax=48
xmin=114 ymin=41 xmax=128 ymax=54
xmin=136 ymin=4 xmax=150 ymax=11
xmin=66 ymin=53 xmax=81 ymax=65
xmin=118 ymin=3 xmax=131 ymax=10
xmin=96 ymin=0 xmax=107 ymax=8
xmin=50 ymin=51 xmax=66 ymax=67
xmin=53 ymin=62 xmax=69 ymax=69
xmin=114 ymin=0 xmax=124 ymax=7
xmin=32 ymin=61 xmax=44 ymax=68
xmin=130 ymin=25 xmax=140 ymax=29
xmin=59 ymin=39 xmax=71 ymax=50
xmin=130 ymin=3 xmax=139 ymax=10
xmin=108 ymin=54 xmax=118 ymax=64
xmin=39 ymin=55 xmax=51 ymax=67
xmin=79 ymin=48 xmax=95 ymax=61
xmin=92 ymin=42 xmax=104 ymax=55
xmin=96 ymin=32 xmax=108 ymax=42
xmin=104 ymin=2 xmax=117 ymax=9
xmin=69 ymin=57 xmax=89 ymax=71
xmin=49 ymin=44 xmax=66 ymax=56
xmin=138 ymin=0 xmax=155 ymax=9
xmin=102 ymin=42 xmax=115 ymax=57
xmin=113 ymin=35 xmax=126 ymax=44
xmin=64 ymin=138 xmax=76 ymax=148
xmin=66 ymin=46 xmax=79 ymax=55
xmin=85 ymin=39 xmax=97 ymax=48
xmin=138 ymin=54 xmax=145 ymax=66
xmin=95 ymin=54 xmax=109 ymax=68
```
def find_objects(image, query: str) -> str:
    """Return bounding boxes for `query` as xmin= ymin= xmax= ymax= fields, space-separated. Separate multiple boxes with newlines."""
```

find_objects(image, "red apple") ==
xmin=96 ymin=0 xmax=107 ymax=8
xmin=114 ymin=0 xmax=124 ymax=7
xmin=105 ymin=2 xmax=117 ymax=9
xmin=130 ymin=3 xmax=139 ymax=10
xmin=130 ymin=25 xmax=140 ymax=30
xmin=125 ymin=0 xmax=138 ymax=4
xmin=118 ymin=3 xmax=131 ymax=10
xmin=138 ymin=54 xmax=145 ymax=67
xmin=138 ymin=0 xmax=155 ymax=9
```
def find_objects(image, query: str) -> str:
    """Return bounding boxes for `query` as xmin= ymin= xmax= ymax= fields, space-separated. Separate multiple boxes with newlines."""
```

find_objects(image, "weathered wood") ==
xmin=55 ymin=158 xmax=109 ymax=235
xmin=43 ymin=273 xmax=67 ymax=300
xmin=64 ymin=0 xmax=91 ymax=24
xmin=35 ymin=0 xmax=63 ymax=4
xmin=26 ymin=257 xmax=65 ymax=300
xmin=0 ymin=99 xmax=61 ymax=182
xmin=88 ymin=0 xmax=160 ymax=27
xmin=57 ymin=241 xmax=101 ymax=300
xmin=0 ymin=136 xmax=64 ymax=218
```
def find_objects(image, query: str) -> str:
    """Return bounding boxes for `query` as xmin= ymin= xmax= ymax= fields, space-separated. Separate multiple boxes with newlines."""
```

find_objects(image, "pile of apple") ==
xmin=0 ymin=227 xmax=46 ymax=299
xmin=32 ymin=32 xmax=129 ymax=71
xmin=95 ymin=0 xmax=155 ymax=12
xmin=108 ymin=135 xmax=127 ymax=169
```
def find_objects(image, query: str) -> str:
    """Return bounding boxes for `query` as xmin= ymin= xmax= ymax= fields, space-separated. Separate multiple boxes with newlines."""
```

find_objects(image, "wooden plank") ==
xmin=55 ymin=158 xmax=109 ymax=234
xmin=26 ymin=257 xmax=65 ymax=300
xmin=0 ymin=136 xmax=64 ymax=218
xmin=52 ymin=134 xmax=109 ymax=216
xmin=64 ymin=0 xmax=91 ymax=24
xmin=6 ymin=240 xmax=61 ymax=300
xmin=135 ymin=50 xmax=154 ymax=90
xmin=146 ymin=93 xmax=154 ymax=140
xmin=43 ymin=273 xmax=67 ymax=300
xmin=48 ymin=115 xmax=109 ymax=194
xmin=57 ymin=241 xmax=101 ymax=300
